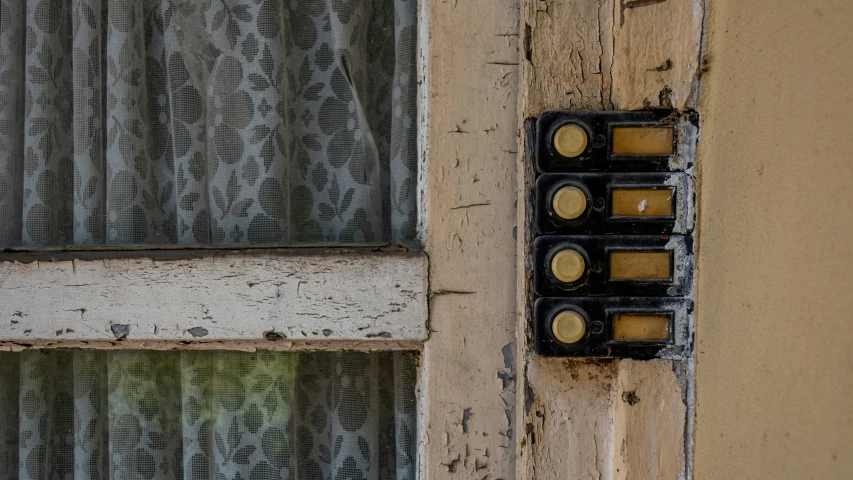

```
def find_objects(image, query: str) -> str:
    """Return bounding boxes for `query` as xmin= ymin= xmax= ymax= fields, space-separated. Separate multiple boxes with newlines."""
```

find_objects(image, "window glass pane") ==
xmin=0 ymin=350 xmax=418 ymax=479
xmin=0 ymin=0 xmax=418 ymax=247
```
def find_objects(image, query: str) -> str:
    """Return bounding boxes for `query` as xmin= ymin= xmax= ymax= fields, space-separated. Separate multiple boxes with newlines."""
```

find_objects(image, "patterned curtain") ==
xmin=0 ymin=350 xmax=418 ymax=480
xmin=0 ymin=0 xmax=418 ymax=247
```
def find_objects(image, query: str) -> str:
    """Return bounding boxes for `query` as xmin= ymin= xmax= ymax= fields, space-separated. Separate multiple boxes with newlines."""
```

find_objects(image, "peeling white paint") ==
xmin=665 ymin=235 xmax=695 ymax=299
xmin=0 ymin=252 xmax=427 ymax=342
xmin=666 ymin=172 xmax=697 ymax=234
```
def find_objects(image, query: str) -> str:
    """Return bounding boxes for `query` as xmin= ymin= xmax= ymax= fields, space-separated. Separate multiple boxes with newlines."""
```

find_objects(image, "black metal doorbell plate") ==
xmin=533 ymin=235 xmax=693 ymax=297
xmin=529 ymin=110 xmax=697 ymax=359
xmin=535 ymin=172 xmax=694 ymax=235
xmin=534 ymin=297 xmax=692 ymax=359
xmin=535 ymin=110 xmax=679 ymax=173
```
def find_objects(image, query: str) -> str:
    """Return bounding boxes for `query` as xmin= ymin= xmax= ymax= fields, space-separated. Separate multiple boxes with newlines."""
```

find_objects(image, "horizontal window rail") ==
xmin=0 ymin=247 xmax=427 ymax=345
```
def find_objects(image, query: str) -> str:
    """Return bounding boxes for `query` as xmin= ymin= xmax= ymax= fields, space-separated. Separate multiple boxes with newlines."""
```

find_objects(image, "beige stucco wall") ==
xmin=695 ymin=0 xmax=853 ymax=477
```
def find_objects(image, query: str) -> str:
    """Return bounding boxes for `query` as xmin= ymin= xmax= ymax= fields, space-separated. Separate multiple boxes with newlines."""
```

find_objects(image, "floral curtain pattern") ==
xmin=0 ymin=350 xmax=418 ymax=480
xmin=0 ymin=0 xmax=418 ymax=247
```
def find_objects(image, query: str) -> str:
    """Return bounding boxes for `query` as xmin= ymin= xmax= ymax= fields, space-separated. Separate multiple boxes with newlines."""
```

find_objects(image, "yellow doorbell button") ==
xmin=551 ymin=249 xmax=586 ymax=283
xmin=552 ymin=186 xmax=587 ymax=220
xmin=552 ymin=310 xmax=587 ymax=344
xmin=553 ymin=124 xmax=589 ymax=158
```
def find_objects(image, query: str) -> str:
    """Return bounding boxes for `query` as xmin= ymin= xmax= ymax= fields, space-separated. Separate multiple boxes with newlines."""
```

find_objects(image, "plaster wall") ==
xmin=695 ymin=0 xmax=853 ymax=477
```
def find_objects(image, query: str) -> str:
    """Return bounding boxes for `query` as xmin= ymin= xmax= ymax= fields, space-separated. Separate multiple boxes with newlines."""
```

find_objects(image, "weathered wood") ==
xmin=0 ymin=338 xmax=423 ymax=352
xmin=611 ymin=0 xmax=704 ymax=110
xmin=522 ymin=0 xmax=702 ymax=116
xmin=421 ymin=0 xmax=520 ymax=475
xmin=521 ymin=359 xmax=618 ymax=478
xmin=523 ymin=0 xmax=614 ymax=114
xmin=613 ymin=359 xmax=689 ymax=479
xmin=0 ymin=252 xmax=427 ymax=342
xmin=517 ymin=0 xmax=704 ymax=478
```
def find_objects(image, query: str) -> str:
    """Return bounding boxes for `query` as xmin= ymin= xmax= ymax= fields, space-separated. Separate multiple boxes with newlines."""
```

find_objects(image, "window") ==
xmin=0 ymin=350 xmax=417 ymax=479
xmin=0 ymin=1 xmax=425 ymax=479
xmin=0 ymin=0 xmax=418 ymax=247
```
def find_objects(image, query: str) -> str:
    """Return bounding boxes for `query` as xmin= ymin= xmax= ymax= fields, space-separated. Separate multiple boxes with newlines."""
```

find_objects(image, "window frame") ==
xmin=0 ymin=245 xmax=427 ymax=346
xmin=0 ymin=0 xmax=527 ymax=478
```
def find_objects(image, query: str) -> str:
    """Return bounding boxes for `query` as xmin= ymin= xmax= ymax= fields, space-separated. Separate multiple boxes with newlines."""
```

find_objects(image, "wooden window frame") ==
xmin=1 ymin=0 xmax=435 ymax=477
xmin=0 ymin=246 xmax=427 ymax=347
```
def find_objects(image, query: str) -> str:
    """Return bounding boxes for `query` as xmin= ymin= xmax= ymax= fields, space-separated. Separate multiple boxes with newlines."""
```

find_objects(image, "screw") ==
xmin=591 ymin=321 xmax=604 ymax=333
xmin=593 ymin=135 xmax=606 ymax=148
xmin=591 ymin=261 xmax=602 ymax=272
xmin=593 ymin=197 xmax=605 ymax=209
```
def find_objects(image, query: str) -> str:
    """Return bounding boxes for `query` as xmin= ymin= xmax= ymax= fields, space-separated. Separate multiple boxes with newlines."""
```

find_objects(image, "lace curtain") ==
xmin=0 ymin=0 xmax=418 ymax=247
xmin=0 ymin=350 xmax=417 ymax=480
